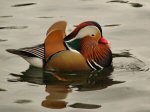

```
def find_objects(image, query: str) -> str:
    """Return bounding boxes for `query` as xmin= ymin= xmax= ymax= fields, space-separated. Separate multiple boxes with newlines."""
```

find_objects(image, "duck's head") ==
xmin=65 ymin=21 xmax=112 ymax=69
xmin=65 ymin=21 xmax=109 ymax=45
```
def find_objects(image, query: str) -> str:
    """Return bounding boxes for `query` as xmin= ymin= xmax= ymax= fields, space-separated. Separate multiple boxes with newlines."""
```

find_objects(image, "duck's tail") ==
xmin=6 ymin=49 xmax=33 ymax=57
xmin=6 ymin=49 xmax=43 ymax=68
xmin=6 ymin=44 xmax=45 ymax=59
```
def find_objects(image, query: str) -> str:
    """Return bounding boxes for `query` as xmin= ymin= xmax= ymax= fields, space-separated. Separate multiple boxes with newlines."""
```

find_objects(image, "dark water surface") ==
xmin=0 ymin=0 xmax=150 ymax=112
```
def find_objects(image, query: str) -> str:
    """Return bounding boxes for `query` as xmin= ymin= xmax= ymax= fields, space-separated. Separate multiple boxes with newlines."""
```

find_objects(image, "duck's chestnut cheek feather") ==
xmin=98 ymin=37 xmax=109 ymax=44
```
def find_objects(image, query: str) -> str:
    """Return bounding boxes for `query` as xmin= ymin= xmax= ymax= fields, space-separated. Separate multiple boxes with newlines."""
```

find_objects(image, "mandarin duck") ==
xmin=7 ymin=21 xmax=112 ymax=72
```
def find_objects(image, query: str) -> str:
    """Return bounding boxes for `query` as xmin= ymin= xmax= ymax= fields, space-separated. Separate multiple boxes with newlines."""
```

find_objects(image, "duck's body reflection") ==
xmin=8 ymin=50 xmax=148 ymax=109
xmin=9 ymin=65 xmax=123 ymax=109
xmin=42 ymin=84 xmax=71 ymax=109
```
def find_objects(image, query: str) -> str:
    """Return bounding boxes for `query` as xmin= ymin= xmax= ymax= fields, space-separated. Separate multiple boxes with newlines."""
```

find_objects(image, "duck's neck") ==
xmin=65 ymin=37 xmax=112 ymax=68
xmin=65 ymin=39 xmax=81 ymax=52
xmin=80 ymin=37 xmax=112 ymax=68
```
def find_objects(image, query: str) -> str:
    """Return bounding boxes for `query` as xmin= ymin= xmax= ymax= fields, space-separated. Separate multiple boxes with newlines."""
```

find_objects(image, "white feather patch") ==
xmin=23 ymin=57 xmax=43 ymax=68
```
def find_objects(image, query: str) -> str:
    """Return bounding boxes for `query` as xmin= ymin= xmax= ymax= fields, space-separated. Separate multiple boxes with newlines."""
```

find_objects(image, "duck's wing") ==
xmin=44 ymin=30 xmax=67 ymax=61
xmin=6 ymin=21 xmax=67 ymax=60
xmin=46 ymin=21 xmax=67 ymax=36
xmin=6 ymin=44 xmax=45 ymax=59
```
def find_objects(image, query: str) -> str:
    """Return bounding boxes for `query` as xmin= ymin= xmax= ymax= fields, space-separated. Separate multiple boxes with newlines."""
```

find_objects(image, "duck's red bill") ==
xmin=99 ymin=37 xmax=110 ymax=44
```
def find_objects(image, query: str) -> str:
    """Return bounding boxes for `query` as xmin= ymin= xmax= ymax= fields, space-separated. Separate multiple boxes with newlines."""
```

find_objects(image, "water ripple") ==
xmin=0 ymin=16 xmax=13 ymax=18
xmin=0 ymin=88 xmax=7 ymax=92
xmin=14 ymin=99 xmax=32 ymax=104
xmin=0 ymin=26 xmax=28 ymax=30
xmin=107 ymin=0 xmax=129 ymax=3
xmin=107 ymin=0 xmax=143 ymax=8
xmin=69 ymin=103 xmax=101 ymax=109
xmin=12 ymin=3 xmax=36 ymax=7
xmin=113 ymin=50 xmax=148 ymax=72
xmin=37 ymin=16 xmax=54 ymax=19
xmin=103 ymin=24 xmax=121 ymax=27
xmin=0 ymin=39 xmax=8 ymax=42
xmin=129 ymin=3 xmax=143 ymax=8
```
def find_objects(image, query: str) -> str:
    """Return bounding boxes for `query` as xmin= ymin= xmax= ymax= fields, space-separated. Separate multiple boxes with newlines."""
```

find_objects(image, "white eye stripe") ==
xmin=76 ymin=26 xmax=100 ymax=39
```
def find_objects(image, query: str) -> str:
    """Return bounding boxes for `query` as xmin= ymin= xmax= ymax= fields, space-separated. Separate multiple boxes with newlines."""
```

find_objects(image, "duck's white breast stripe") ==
xmin=91 ymin=60 xmax=103 ymax=70
xmin=87 ymin=59 xmax=104 ymax=70
xmin=87 ymin=59 xmax=97 ymax=70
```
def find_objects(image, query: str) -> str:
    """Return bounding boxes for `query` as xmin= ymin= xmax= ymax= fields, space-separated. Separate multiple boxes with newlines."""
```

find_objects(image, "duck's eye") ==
xmin=91 ymin=34 xmax=95 ymax=37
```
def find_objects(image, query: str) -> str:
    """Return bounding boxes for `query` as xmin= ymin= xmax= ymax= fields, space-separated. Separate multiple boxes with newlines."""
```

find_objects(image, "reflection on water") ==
xmin=113 ymin=49 xmax=132 ymax=58
xmin=113 ymin=50 xmax=148 ymax=72
xmin=7 ymin=50 xmax=148 ymax=110
xmin=9 ymin=66 xmax=43 ymax=84
xmin=12 ymin=3 xmax=36 ymax=7
xmin=9 ymin=64 xmax=122 ymax=109
xmin=69 ymin=66 xmax=123 ymax=92
xmin=42 ymin=84 xmax=70 ymax=109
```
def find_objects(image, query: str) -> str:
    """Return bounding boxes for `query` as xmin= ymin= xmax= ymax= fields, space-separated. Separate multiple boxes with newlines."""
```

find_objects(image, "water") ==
xmin=0 ymin=0 xmax=150 ymax=112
